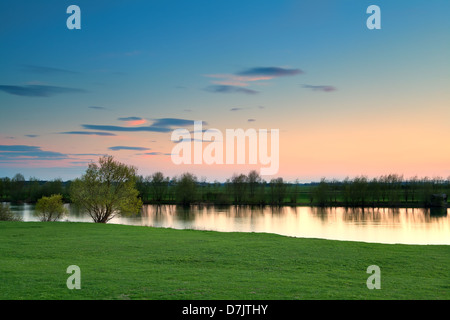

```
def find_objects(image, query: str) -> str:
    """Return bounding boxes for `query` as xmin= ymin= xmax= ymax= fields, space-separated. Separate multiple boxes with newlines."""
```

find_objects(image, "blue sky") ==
xmin=1 ymin=0 xmax=449 ymax=181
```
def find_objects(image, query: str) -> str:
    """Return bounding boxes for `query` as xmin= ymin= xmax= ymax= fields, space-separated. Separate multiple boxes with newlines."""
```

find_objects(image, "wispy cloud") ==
xmin=205 ymin=66 xmax=303 ymax=94
xmin=0 ymin=145 xmax=67 ymax=160
xmin=25 ymin=134 xmax=39 ymax=138
xmin=118 ymin=117 xmax=143 ymax=121
xmin=89 ymin=106 xmax=108 ymax=110
xmin=206 ymin=85 xmax=259 ymax=95
xmin=302 ymin=84 xmax=337 ymax=92
xmin=237 ymin=67 xmax=303 ymax=78
xmin=82 ymin=118 xmax=203 ymax=133
xmin=142 ymin=152 xmax=171 ymax=156
xmin=82 ymin=124 xmax=172 ymax=133
xmin=109 ymin=146 xmax=151 ymax=151
xmin=69 ymin=153 xmax=108 ymax=157
xmin=59 ymin=131 xmax=117 ymax=136
xmin=21 ymin=65 xmax=78 ymax=75
xmin=0 ymin=84 xmax=86 ymax=97
xmin=152 ymin=118 xmax=206 ymax=127
xmin=118 ymin=116 xmax=147 ymax=126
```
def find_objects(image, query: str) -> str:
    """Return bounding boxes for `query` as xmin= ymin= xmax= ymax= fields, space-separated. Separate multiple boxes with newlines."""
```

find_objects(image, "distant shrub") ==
xmin=34 ymin=194 xmax=67 ymax=222
xmin=0 ymin=203 xmax=22 ymax=221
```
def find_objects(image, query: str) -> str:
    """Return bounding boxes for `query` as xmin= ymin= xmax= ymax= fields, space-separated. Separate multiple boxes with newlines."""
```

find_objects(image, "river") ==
xmin=6 ymin=203 xmax=450 ymax=245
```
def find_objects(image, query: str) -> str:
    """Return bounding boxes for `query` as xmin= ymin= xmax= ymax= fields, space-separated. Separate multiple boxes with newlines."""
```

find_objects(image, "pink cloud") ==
xmin=126 ymin=119 xmax=147 ymax=126
xmin=205 ymin=74 xmax=274 ymax=87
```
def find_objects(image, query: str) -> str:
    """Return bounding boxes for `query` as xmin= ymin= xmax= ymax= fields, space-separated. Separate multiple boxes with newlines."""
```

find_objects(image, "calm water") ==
xmin=6 ymin=203 xmax=450 ymax=245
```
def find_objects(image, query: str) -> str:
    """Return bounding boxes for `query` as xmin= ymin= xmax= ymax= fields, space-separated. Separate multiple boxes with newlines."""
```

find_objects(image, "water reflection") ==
xmin=5 ymin=203 xmax=450 ymax=245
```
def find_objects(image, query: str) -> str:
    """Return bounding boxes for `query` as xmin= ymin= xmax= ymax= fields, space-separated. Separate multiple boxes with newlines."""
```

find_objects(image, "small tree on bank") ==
xmin=0 ymin=203 xmax=22 ymax=221
xmin=34 ymin=194 xmax=67 ymax=222
xmin=70 ymin=156 xmax=143 ymax=223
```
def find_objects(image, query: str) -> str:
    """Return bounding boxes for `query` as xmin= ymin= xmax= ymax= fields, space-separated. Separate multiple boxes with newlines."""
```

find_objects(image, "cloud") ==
xmin=59 ymin=131 xmax=117 ymax=136
xmin=82 ymin=124 xmax=172 ymax=133
xmin=205 ymin=66 xmax=303 ymax=93
xmin=0 ymin=145 xmax=67 ymax=160
xmin=205 ymin=74 xmax=270 ymax=87
xmin=302 ymin=84 xmax=337 ymax=92
xmin=89 ymin=106 xmax=108 ymax=110
xmin=82 ymin=118 xmax=202 ymax=133
xmin=206 ymin=85 xmax=259 ymax=95
xmin=69 ymin=153 xmax=108 ymax=156
xmin=118 ymin=116 xmax=147 ymax=126
xmin=172 ymin=136 xmax=217 ymax=143
xmin=109 ymin=146 xmax=151 ymax=151
xmin=21 ymin=65 xmax=78 ymax=75
xmin=25 ymin=134 xmax=39 ymax=138
xmin=230 ymin=107 xmax=244 ymax=112
xmin=138 ymin=152 xmax=172 ymax=156
xmin=151 ymin=118 xmax=206 ymax=127
xmin=144 ymin=152 xmax=162 ymax=155
xmin=248 ymin=119 xmax=256 ymax=122
xmin=118 ymin=117 xmax=143 ymax=121
xmin=0 ymin=85 xmax=86 ymax=97
xmin=144 ymin=152 xmax=164 ymax=155
xmin=70 ymin=161 xmax=91 ymax=165
xmin=237 ymin=67 xmax=303 ymax=78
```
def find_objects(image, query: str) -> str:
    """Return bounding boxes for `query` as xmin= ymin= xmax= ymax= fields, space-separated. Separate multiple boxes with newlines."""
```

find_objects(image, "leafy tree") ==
xmin=330 ymin=179 xmax=340 ymax=204
xmin=174 ymin=172 xmax=197 ymax=206
xmin=150 ymin=172 xmax=169 ymax=203
xmin=229 ymin=173 xmax=248 ymax=204
xmin=34 ymin=194 xmax=67 ymax=222
xmin=247 ymin=170 xmax=261 ymax=202
xmin=368 ymin=178 xmax=381 ymax=206
xmin=269 ymin=177 xmax=287 ymax=205
xmin=353 ymin=176 xmax=369 ymax=206
xmin=135 ymin=175 xmax=150 ymax=202
xmin=27 ymin=177 xmax=41 ymax=202
xmin=10 ymin=173 xmax=25 ymax=202
xmin=409 ymin=176 xmax=419 ymax=203
xmin=41 ymin=179 xmax=64 ymax=197
xmin=342 ymin=177 xmax=351 ymax=206
xmin=289 ymin=179 xmax=299 ymax=204
xmin=70 ymin=156 xmax=143 ymax=223
xmin=313 ymin=178 xmax=330 ymax=207
xmin=0 ymin=177 xmax=11 ymax=201
xmin=0 ymin=178 xmax=3 ymax=200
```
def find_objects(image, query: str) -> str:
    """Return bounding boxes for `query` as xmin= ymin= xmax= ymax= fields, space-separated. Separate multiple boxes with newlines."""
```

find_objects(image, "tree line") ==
xmin=0 ymin=174 xmax=68 ymax=203
xmin=311 ymin=174 xmax=449 ymax=207
xmin=2 ymin=170 xmax=448 ymax=208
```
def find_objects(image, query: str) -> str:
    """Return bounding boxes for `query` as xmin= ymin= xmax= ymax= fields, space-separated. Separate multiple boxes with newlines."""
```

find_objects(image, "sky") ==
xmin=0 ymin=0 xmax=449 ymax=182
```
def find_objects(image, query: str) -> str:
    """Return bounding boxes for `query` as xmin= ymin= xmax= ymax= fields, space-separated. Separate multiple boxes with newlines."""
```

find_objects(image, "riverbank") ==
xmin=0 ymin=221 xmax=448 ymax=299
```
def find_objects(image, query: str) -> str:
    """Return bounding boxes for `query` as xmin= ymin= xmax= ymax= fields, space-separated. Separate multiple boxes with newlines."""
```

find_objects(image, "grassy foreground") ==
xmin=0 ymin=221 xmax=448 ymax=300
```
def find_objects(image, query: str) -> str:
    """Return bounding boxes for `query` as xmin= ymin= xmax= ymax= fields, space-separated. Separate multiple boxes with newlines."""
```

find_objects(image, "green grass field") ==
xmin=0 ymin=221 xmax=448 ymax=300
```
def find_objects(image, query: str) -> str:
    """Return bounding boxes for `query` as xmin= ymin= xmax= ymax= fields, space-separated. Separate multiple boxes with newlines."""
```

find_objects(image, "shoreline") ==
xmin=3 ymin=199 xmax=449 ymax=211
